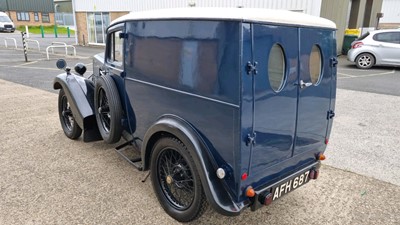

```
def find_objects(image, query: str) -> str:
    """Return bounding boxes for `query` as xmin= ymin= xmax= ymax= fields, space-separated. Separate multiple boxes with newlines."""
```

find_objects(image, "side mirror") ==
xmin=56 ymin=59 xmax=67 ymax=70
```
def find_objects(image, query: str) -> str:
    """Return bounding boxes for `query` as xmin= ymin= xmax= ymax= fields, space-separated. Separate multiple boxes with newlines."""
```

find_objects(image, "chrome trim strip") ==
xmin=125 ymin=77 xmax=239 ymax=108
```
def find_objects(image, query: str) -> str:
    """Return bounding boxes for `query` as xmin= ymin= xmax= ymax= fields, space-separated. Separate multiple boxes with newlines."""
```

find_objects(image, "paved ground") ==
xmin=0 ymin=35 xmax=399 ymax=224
xmin=337 ymin=56 xmax=400 ymax=96
xmin=0 ymin=79 xmax=399 ymax=225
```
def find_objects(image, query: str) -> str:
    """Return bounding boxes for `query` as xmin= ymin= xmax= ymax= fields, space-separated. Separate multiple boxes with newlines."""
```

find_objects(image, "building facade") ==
xmin=0 ymin=0 xmax=55 ymax=26
xmin=72 ymin=0 xmax=386 ymax=50
xmin=380 ymin=0 xmax=400 ymax=28
xmin=72 ymin=0 xmax=324 ymax=46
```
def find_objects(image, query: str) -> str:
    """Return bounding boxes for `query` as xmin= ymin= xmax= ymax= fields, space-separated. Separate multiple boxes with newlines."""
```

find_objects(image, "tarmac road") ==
xmin=0 ymin=79 xmax=399 ymax=225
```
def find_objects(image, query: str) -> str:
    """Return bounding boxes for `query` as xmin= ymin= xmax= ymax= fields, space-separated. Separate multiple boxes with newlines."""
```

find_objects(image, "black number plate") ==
xmin=271 ymin=170 xmax=311 ymax=201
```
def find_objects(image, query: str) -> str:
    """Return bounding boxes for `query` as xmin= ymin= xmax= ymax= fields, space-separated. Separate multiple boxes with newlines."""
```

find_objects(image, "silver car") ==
xmin=347 ymin=29 xmax=400 ymax=69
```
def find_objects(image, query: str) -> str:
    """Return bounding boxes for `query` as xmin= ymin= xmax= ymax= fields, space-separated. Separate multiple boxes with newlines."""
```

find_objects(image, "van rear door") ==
xmin=294 ymin=28 xmax=335 ymax=156
xmin=245 ymin=24 xmax=335 ymax=183
xmin=249 ymin=24 xmax=299 ymax=177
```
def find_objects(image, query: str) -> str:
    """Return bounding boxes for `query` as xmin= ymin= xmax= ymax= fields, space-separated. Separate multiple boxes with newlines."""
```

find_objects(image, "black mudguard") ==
xmin=53 ymin=73 xmax=102 ymax=142
xmin=141 ymin=115 xmax=244 ymax=216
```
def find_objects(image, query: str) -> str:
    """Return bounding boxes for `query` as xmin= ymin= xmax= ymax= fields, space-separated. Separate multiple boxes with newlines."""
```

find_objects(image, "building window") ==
xmin=87 ymin=12 xmax=110 ymax=44
xmin=17 ymin=12 xmax=30 ymax=21
xmin=34 ymin=12 xmax=39 ymax=22
xmin=42 ymin=13 xmax=50 ymax=23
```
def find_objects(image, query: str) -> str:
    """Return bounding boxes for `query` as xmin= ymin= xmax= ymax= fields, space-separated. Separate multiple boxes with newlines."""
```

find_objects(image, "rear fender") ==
xmin=141 ymin=115 xmax=243 ymax=216
xmin=53 ymin=73 xmax=102 ymax=142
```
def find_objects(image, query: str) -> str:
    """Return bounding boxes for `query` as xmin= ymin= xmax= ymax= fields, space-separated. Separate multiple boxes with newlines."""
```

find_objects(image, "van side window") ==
xmin=309 ymin=45 xmax=322 ymax=84
xmin=108 ymin=31 xmax=124 ymax=66
xmin=268 ymin=44 xmax=286 ymax=92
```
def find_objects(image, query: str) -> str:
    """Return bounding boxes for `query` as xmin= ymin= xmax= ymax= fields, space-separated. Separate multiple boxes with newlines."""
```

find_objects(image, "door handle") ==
xmin=299 ymin=80 xmax=312 ymax=89
xmin=99 ymin=69 xmax=106 ymax=76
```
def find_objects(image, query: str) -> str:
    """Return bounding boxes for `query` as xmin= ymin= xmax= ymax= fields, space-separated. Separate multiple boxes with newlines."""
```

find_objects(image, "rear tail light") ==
xmin=310 ymin=169 xmax=319 ymax=179
xmin=352 ymin=41 xmax=363 ymax=49
xmin=260 ymin=192 xmax=273 ymax=206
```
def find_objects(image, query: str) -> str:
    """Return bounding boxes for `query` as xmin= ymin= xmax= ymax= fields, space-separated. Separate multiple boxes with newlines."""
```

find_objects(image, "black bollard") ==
xmin=21 ymin=32 xmax=28 ymax=62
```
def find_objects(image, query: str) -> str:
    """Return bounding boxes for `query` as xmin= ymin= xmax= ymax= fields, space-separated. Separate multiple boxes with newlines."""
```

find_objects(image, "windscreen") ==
xmin=0 ymin=16 xmax=12 ymax=22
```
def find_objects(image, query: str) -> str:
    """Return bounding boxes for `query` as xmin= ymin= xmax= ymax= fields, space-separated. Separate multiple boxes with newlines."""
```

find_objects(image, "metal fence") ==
xmin=55 ymin=13 xmax=74 ymax=26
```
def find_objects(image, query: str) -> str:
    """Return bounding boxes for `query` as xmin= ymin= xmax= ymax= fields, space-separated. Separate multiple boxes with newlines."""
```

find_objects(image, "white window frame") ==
xmin=86 ymin=12 xmax=110 ymax=45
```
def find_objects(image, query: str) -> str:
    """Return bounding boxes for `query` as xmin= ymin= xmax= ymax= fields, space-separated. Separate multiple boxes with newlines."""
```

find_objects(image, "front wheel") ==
xmin=150 ymin=137 xmax=208 ymax=222
xmin=356 ymin=53 xmax=375 ymax=69
xmin=58 ymin=89 xmax=82 ymax=139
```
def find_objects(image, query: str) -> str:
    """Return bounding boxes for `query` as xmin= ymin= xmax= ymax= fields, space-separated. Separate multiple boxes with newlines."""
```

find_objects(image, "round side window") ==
xmin=309 ymin=45 xmax=323 ymax=84
xmin=268 ymin=44 xmax=286 ymax=92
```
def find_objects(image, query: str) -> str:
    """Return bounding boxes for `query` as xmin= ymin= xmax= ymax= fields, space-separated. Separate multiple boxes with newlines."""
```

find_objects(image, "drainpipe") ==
xmin=5 ymin=0 xmax=10 ymax=17
xmin=71 ymin=0 xmax=78 ymax=45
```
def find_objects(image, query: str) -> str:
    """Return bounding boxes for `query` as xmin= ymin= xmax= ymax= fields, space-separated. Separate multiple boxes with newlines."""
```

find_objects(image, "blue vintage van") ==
xmin=53 ymin=7 xmax=337 ymax=222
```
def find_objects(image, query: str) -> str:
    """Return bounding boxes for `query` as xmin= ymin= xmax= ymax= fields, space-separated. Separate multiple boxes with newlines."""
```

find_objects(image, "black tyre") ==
xmin=151 ymin=137 xmax=208 ymax=222
xmin=94 ymin=75 xmax=123 ymax=144
xmin=58 ymin=89 xmax=82 ymax=139
xmin=356 ymin=53 xmax=375 ymax=69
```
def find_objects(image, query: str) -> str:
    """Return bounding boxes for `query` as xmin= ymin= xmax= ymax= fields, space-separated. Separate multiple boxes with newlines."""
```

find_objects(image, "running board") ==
xmin=115 ymin=138 xmax=143 ymax=171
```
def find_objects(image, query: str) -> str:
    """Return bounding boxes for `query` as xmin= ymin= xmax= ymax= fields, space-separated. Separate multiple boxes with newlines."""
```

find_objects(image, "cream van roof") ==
xmin=111 ymin=7 xmax=336 ymax=29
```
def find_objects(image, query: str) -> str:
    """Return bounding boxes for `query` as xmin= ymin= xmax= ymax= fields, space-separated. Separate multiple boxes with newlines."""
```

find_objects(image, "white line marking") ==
xmin=338 ymin=70 xmax=395 ymax=79
xmin=16 ymin=61 xmax=38 ymax=66
xmin=337 ymin=72 xmax=356 ymax=77
xmin=0 ymin=64 xmax=59 ymax=71
xmin=338 ymin=68 xmax=386 ymax=72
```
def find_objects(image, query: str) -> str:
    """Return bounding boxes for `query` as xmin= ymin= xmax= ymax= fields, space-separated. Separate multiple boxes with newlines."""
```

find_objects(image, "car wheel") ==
xmin=151 ymin=137 xmax=208 ymax=222
xmin=355 ymin=53 xmax=375 ymax=69
xmin=94 ymin=75 xmax=122 ymax=144
xmin=58 ymin=89 xmax=82 ymax=139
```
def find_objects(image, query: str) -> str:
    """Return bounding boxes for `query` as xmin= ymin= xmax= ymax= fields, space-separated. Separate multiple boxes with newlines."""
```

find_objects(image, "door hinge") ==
xmin=246 ymin=132 xmax=256 ymax=146
xmin=119 ymin=33 xmax=128 ymax=39
xmin=330 ymin=57 xmax=338 ymax=67
xmin=246 ymin=61 xmax=258 ymax=75
xmin=327 ymin=110 xmax=335 ymax=120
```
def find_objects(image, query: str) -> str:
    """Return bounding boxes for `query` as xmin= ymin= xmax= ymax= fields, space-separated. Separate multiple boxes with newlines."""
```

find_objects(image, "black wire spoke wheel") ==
xmin=97 ymin=87 xmax=111 ymax=133
xmin=151 ymin=138 xmax=207 ymax=222
xmin=58 ymin=89 xmax=82 ymax=139
xmin=61 ymin=95 xmax=73 ymax=130
xmin=94 ymin=75 xmax=123 ymax=144
xmin=158 ymin=148 xmax=195 ymax=209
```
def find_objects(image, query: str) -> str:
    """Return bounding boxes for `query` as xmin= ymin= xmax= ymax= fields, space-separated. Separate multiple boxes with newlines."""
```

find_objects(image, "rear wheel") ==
xmin=58 ymin=89 xmax=82 ymax=139
xmin=150 ymin=137 xmax=208 ymax=222
xmin=356 ymin=53 xmax=375 ymax=69
xmin=94 ymin=75 xmax=123 ymax=144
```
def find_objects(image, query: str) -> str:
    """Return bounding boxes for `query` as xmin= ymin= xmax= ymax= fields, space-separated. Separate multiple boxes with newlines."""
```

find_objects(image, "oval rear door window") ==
xmin=268 ymin=44 xmax=286 ymax=92
xmin=309 ymin=45 xmax=322 ymax=84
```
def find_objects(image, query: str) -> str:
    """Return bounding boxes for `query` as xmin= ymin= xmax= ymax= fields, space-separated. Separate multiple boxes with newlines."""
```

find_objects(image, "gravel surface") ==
xmin=0 ymin=80 xmax=399 ymax=225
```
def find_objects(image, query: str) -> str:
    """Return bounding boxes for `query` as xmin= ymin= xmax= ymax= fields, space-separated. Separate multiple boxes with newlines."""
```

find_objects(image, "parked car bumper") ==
xmin=347 ymin=48 xmax=359 ymax=62
xmin=0 ymin=27 xmax=15 ymax=32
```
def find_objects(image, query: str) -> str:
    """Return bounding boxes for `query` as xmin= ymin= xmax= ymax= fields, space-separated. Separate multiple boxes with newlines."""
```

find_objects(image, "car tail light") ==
xmin=260 ymin=192 xmax=273 ymax=206
xmin=310 ymin=169 xmax=319 ymax=179
xmin=352 ymin=41 xmax=363 ymax=49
